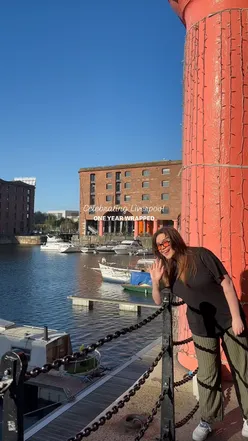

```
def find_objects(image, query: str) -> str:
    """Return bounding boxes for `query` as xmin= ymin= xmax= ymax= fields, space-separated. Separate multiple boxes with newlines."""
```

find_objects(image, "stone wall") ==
xmin=0 ymin=235 xmax=41 ymax=245
xmin=15 ymin=236 xmax=41 ymax=245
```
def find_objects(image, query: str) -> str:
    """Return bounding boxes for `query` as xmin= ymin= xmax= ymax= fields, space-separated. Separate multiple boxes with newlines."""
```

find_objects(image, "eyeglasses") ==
xmin=157 ymin=239 xmax=170 ymax=251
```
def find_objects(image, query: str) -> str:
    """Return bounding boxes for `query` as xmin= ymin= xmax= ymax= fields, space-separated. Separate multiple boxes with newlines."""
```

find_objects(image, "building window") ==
xmin=125 ymin=171 xmax=131 ymax=177
xmin=27 ymin=189 xmax=30 ymax=195
xmin=106 ymin=172 xmax=112 ymax=178
xmin=106 ymin=195 xmax=112 ymax=202
xmin=142 ymin=207 xmax=149 ymax=214
xmin=124 ymin=182 xmax=131 ymax=189
xmin=116 ymin=182 xmax=121 ymax=192
xmin=90 ymin=183 xmax=95 ymax=193
xmin=142 ymin=194 xmax=150 ymax=200
xmin=142 ymin=170 xmax=150 ymax=176
xmin=162 ymin=180 xmax=169 ymax=187
xmin=27 ymin=196 xmax=30 ymax=202
xmin=124 ymin=195 xmax=131 ymax=202
xmin=27 ymin=204 xmax=30 ymax=211
xmin=106 ymin=183 xmax=112 ymax=190
xmin=90 ymin=195 xmax=95 ymax=205
xmin=27 ymin=213 xmax=29 ymax=218
xmin=142 ymin=181 xmax=149 ymax=188
xmin=90 ymin=173 xmax=95 ymax=182
xmin=161 ymin=193 xmax=169 ymax=200
xmin=89 ymin=207 xmax=95 ymax=214
xmin=162 ymin=168 xmax=170 ymax=175
xmin=116 ymin=172 xmax=121 ymax=181
xmin=161 ymin=207 xmax=169 ymax=214
xmin=115 ymin=194 xmax=121 ymax=204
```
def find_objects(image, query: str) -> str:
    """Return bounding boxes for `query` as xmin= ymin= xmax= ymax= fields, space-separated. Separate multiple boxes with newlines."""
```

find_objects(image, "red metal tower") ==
xmin=168 ymin=0 xmax=248 ymax=371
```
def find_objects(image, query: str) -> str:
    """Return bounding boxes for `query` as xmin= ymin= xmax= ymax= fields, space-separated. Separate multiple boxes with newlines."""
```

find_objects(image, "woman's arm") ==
xmin=221 ymin=275 xmax=241 ymax=318
xmin=221 ymin=275 xmax=244 ymax=335
xmin=152 ymin=281 xmax=162 ymax=305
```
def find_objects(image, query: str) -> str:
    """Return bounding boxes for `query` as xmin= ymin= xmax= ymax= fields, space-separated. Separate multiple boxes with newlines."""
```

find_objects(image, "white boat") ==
xmin=40 ymin=235 xmax=81 ymax=253
xmin=95 ymin=242 xmax=119 ymax=253
xmin=0 ymin=319 xmax=72 ymax=371
xmin=62 ymin=244 xmax=82 ymax=253
xmin=97 ymin=262 xmax=132 ymax=283
xmin=113 ymin=239 xmax=144 ymax=255
xmin=135 ymin=248 xmax=154 ymax=256
xmin=0 ymin=319 xmax=100 ymax=402
xmin=40 ymin=235 xmax=69 ymax=252
xmin=81 ymin=244 xmax=98 ymax=253
xmin=137 ymin=258 xmax=155 ymax=266
xmin=93 ymin=258 xmax=141 ymax=283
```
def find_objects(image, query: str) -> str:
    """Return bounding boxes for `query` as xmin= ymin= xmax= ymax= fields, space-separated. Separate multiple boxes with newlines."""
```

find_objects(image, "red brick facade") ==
xmin=0 ymin=179 xmax=35 ymax=235
xmin=79 ymin=160 xmax=182 ymax=236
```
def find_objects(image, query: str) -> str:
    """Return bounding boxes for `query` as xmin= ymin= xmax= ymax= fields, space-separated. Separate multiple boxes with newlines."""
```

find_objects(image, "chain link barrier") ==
xmin=67 ymin=346 xmax=167 ymax=441
xmin=26 ymin=303 xmax=167 ymax=378
xmin=63 ymin=297 xmax=199 ymax=441
xmin=0 ymin=295 xmax=199 ymax=441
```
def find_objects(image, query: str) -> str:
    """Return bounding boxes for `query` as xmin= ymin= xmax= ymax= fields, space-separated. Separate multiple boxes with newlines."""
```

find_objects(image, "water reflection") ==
xmin=0 ymin=246 xmax=161 ymax=368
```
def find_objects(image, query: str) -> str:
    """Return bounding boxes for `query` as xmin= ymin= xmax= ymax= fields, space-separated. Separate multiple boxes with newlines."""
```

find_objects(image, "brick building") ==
xmin=0 ymin=179 xmax=35 ymax=235
xmin=79 ymin=160 xmax=181 ymax=237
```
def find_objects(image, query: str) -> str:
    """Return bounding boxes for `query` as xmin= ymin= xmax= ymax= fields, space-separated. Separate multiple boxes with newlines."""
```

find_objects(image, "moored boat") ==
xmin=122 ymin=271 xmax=152 ymax=295
xmin=81 ymin=244 xmax=98 ymax=253
xmin=122 ymin=284 xmax=152 ymax=295
xmin=95 ymin=241 xmax=119 ymax=253
xmin=93 ymin=258 xmax=142 ymax=283
xmin=113 ymin=239 xmax=144 ymax=255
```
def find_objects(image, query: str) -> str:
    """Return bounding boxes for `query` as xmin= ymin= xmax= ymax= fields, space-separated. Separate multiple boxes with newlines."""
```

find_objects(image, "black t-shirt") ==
xmin=170 ymin=247 xmax=245 ymax=337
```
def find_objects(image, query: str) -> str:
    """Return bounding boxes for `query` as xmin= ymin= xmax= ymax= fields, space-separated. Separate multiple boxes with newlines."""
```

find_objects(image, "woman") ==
xmin=149 ymin=227 xmax=248 ymax=441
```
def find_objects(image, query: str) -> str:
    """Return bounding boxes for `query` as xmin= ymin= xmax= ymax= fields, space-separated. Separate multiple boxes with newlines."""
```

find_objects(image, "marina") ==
xmin=0 ymin=244 xmax=162 ymax=432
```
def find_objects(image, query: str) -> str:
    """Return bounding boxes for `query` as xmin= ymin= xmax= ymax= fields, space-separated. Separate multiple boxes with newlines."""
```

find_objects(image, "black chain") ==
xmin=135 ymin=389 xmax=167 ymax=441
xmin=174 ymin=368 xmax=198 ymax=388
xmin=135 ymin=392 xmax=199 ymax=440
xmin=172 ymin=336 xmax=193 ymax=346
xmin=175 ymin=402 xmax=199 ymax=428
xmin=67 ymin=347 xmax=167 ymax=441
xmin=171 ymin=300 xmax=185 ymax=306
xmin=26 ymin=303 xmax=167 ymax=378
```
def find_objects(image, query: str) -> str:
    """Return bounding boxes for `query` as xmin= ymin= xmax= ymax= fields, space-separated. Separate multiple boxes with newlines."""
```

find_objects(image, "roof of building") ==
xmin=79 ymin=159 xmax=182 ymax=173
xmin=0 ymin=178 xmax=34 ymax=188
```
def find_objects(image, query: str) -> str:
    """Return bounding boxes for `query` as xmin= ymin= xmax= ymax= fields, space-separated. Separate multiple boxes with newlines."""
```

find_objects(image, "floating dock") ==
xmin=68 ymin=296 xmax=158 ymax=314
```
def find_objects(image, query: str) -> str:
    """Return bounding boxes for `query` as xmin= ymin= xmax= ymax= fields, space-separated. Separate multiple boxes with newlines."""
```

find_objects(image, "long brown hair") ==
xmin=152 ymin=227 xmax=196 ymax=285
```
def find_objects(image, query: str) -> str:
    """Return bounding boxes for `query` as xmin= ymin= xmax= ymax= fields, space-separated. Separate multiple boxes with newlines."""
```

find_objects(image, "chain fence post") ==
xmin=160 ymin=290 xmax=175 ymax=440
xmin=1 ymin=350 xmax=28 ymax=441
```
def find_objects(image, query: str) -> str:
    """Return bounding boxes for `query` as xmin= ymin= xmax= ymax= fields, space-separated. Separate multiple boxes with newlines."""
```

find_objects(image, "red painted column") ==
xmin=98 ymin=220 xmax=103 ymax=237
xmin=169 ymin=0 xmax=248 ymax=372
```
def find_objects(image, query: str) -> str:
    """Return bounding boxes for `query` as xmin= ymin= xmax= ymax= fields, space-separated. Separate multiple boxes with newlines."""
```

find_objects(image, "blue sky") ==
xmin=0 ymin=1 xmax=185 ymax=211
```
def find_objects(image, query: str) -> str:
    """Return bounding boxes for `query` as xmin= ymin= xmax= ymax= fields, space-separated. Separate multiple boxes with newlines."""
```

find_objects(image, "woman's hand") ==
xmin=149 ymin=259 xmax=164 ymax=284
xmin=232 ymin=316 xmax=244 ymax=336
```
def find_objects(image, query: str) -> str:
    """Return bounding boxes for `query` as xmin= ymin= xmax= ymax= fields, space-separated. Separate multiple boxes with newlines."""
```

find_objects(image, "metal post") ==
xmin=160 ymin=291 xmax=175 ymax=440
xmin=1 ymin=350 xmax=28 ymax=441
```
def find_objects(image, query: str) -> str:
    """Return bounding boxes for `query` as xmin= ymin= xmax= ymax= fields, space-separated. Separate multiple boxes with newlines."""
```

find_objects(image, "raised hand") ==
xmin=149 ymin=259 xmax=164 ymax=284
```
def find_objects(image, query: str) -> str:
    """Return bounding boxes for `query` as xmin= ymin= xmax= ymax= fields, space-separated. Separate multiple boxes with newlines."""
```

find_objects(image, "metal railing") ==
xmin=0 ymin=292 xmax=199 ymax=441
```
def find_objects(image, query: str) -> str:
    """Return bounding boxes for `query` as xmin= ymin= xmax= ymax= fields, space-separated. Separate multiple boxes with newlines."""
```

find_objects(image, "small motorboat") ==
xmin=92 ymin=258 xmax=142 ymax=284
xmin=81 ymin=244 xmax=98 ymax=254
xmin=95 ymin=241 xmax=119 ymax=253
xmin=122 ymin=271 xmax=152 ymax=295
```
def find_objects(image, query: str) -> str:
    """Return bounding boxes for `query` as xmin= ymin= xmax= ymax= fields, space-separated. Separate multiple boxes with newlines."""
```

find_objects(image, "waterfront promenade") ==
xmin=24 ymin=337 xmax=243 ymax=441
